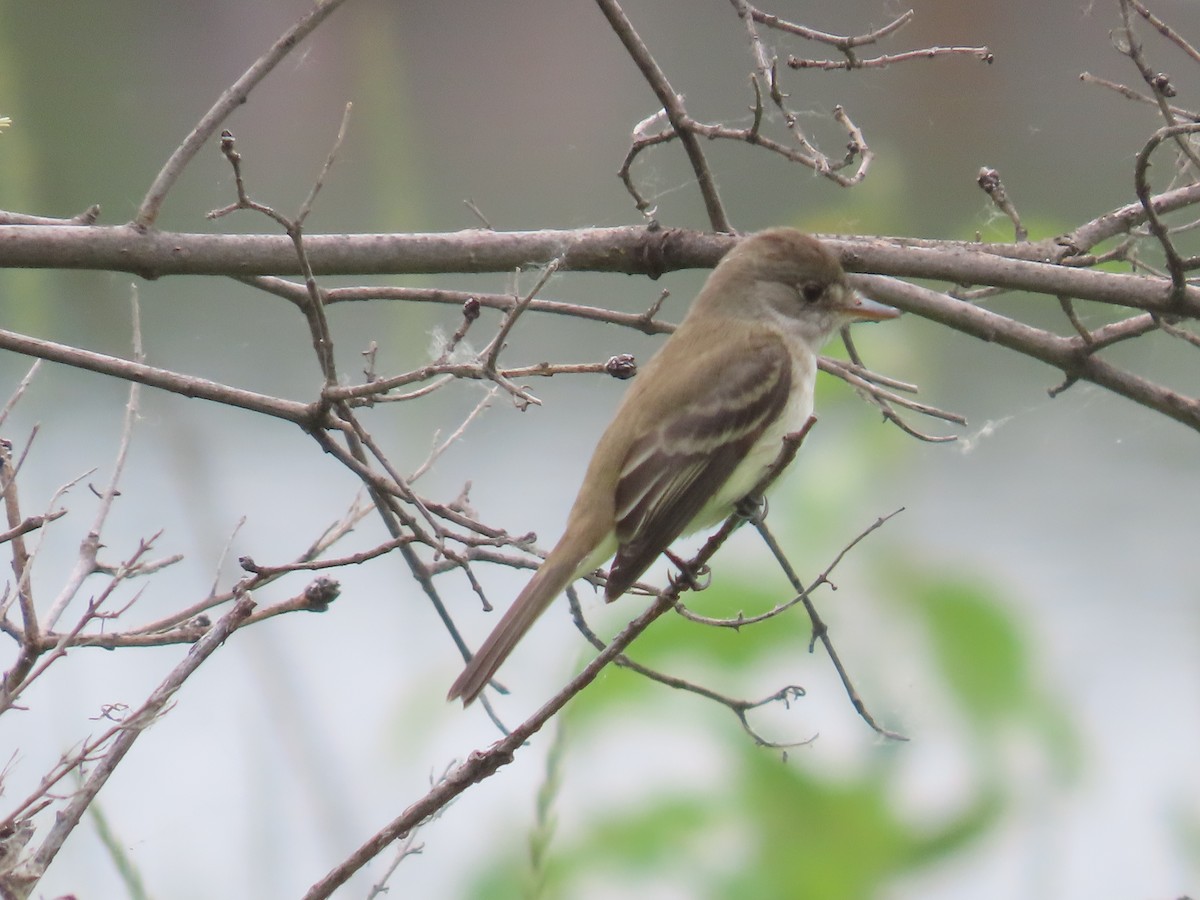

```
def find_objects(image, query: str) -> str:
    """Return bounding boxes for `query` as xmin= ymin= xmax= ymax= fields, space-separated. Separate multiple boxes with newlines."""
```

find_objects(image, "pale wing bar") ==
xmin=607 ymin=345 xmax=792 ymax=599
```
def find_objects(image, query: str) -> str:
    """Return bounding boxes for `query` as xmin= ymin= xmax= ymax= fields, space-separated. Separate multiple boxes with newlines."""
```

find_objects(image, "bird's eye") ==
xmin=799 ymin=281 xmax=825 ymax=303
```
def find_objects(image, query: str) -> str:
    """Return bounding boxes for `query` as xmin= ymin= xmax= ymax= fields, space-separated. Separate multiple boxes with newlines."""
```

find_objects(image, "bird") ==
xmin=448 ymin=228 xmax=898 ymax=705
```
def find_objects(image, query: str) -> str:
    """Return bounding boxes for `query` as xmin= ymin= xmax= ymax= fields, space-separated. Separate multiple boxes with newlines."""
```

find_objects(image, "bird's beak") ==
xmin=846 ymin=290 xmax=900 ymax=322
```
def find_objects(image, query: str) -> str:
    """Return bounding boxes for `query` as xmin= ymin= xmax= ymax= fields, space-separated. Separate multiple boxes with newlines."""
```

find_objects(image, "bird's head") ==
xmin=698 ymin=228 xmax=898 ymax=347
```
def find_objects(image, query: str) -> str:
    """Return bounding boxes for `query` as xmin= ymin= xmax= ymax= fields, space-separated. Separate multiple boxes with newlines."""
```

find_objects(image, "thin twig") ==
xmin=0 ymin=326 xmax=319 ymax=425
xmin=1079 ymin=72 xmax=1200 ymax=121
xmin=748 ymin=511 xmax=907 ymax=740
xmin=0 ymin=360 xmax=41 ymax=433
xmin=1117 ymin=0 xmax=1200 ymax=172
xmin=744 ymin=4 xmax=915 ymax=47
xmin=409 ymin=387 xmax=499 ymax=483
xmin=134 ymin=0 xmax=351 ymax=228
xmin=977 ymin=167 xmax=1028 ymax=242
xmin=787 ymin=45 xmax=992 ymax=70
xmin=41 ymin=289 xmax=145 ymax=631
xmin=297 ymin=102 xmax=353 ymax=226
xmin=480 ymin=259 xmax=566 ymax=408
xmin=1133 ymin=121 xmax=1200 ymax=304
xmin=566 ymin=584 xmax=818 ymax=748
xmin=1128 ymin=0 xmax=1200 ymax=66
xmin=0 ymin=205 xmax=101 ymax=226
xmin=0 ymin=437 xmax=40 ymax=688
xmin=595 ymin=0 xmax=732 ymax=232
xmin=22 ymin=596 xmax=256 ymax=880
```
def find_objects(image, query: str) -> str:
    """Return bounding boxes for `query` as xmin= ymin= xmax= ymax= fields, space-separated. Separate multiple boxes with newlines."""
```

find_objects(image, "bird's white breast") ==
xmin=693 ymin=345 xmax=816 ymax=530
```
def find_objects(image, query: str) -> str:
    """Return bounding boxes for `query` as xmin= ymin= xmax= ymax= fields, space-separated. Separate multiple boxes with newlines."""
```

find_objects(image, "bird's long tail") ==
xmin=447 ymin=551 xmax=581 ymax=705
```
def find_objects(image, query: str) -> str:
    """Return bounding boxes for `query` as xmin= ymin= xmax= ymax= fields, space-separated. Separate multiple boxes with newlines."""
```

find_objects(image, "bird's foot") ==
xmin=735 ymin=493 xmax=768 ymax=524
xmin=665 ymin=550 xmax=711 ymax=593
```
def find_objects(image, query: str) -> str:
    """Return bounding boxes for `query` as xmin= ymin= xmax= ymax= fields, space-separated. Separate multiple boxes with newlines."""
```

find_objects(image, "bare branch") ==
xmin=747 ymin=510 xmax=907 ymax=740
xmin=787 ymin=44 xmax=992 ymax=70
xmin=0 ymin=205 xmax=100 ymax=226
xmin=594 ymin=0 xmax=732 ymax=232
xmin=18 ymin=596 xmax=256 ymax=883
xmin=134 ymin=0 xmax=352 ymax=228
xmin=297 ymin=102 xmax=354 ymax=227
xmin=0 ymin=223 xmax=1196 ymax=316
xmin=1079 ymin=71 xmax=1200 ymax=121
xmin=409 ymin=387 xmax=499 ymax=483
xmin=977 ymin=167 xmax=1028 ymax=242
xmin=742 ymin=4 xmax=916 ymax=47
xmin=303 ymin=425 xmax=815 ymax=898
xmin=1133 ymin=120 xmax=1200 ymax=302
xmin=856 ymin=274 xmax=1200 ymax=431
xmin=480 ymin=260 xmax=565 ymax=409
xmin=42 ymin=289 xmax=145 ymax=632
xmin=1128 ymin=0 xmax=1200 ymax=65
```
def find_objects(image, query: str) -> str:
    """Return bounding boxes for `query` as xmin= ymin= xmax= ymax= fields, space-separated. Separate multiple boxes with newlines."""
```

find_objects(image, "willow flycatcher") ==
xmin=448 ymin=228 xmax=898 ymax=705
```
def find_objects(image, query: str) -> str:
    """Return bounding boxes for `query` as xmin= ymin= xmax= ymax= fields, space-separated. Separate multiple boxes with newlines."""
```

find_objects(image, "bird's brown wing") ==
xmin=607 ymin=342 xmax=792 ymax=599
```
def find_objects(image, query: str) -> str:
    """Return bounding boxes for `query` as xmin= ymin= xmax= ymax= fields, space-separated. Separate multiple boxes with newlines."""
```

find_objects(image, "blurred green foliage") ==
xmin=467 ymin=557 xmax=1079 ymax=899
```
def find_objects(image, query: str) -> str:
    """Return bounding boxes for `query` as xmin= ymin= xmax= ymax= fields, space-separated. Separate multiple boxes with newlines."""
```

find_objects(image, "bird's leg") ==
xmin=734 ymin=493 xmax=768 ymax=524
xmin=664 ymin=550 xmax=711 ymax=593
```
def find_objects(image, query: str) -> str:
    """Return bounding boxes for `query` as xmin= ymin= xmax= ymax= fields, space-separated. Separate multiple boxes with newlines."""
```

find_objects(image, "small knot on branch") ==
xmin=1151 ymin=72 xmax=1177 ymax=97
xmin=304 ymin=576 xmax=340 ymax=611
xmin=605 ymin=353 xmax=638 ymax=380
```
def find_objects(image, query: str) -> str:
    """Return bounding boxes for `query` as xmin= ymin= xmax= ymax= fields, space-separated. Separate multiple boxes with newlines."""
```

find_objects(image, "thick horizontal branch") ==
xmin=0 ymin=225 xmax=729 ymax=279
xmin=1 ymin=225 xmax=1196 ymax=315
xmin=857 ymin=274 xmax=1200 ymax=431
xmin=832 ymin=237 xmax=1200 ymax=317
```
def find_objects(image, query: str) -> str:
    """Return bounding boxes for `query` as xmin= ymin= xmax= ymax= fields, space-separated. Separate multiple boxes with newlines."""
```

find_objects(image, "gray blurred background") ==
xmin=0 ymin=1 xmax=1197 ymax=898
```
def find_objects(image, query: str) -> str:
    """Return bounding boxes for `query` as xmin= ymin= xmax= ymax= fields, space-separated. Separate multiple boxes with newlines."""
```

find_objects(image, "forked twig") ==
xmin=134 ymin=0 xmax=351 ymax=228
xmin=747 ymin=511 xmax=907 ymax=740
xmin=595 ymin=0 xmax=732 ymax=231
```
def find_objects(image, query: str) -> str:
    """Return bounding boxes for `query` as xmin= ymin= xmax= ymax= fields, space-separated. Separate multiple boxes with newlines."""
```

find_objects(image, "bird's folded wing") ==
xmin=607 ymin=341 xmax=792 ymax=599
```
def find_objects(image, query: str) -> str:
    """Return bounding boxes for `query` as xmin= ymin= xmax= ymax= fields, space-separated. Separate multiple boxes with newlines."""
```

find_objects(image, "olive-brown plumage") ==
xmin=448 ymin=229 xmax=897 ymax=705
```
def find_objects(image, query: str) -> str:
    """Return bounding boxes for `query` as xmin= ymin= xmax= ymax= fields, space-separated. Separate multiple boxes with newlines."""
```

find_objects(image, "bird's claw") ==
xmin=735 ymin=493 xmax=768 ymax=523
xmin=665 ymin=551 xmax=712 ymax=592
